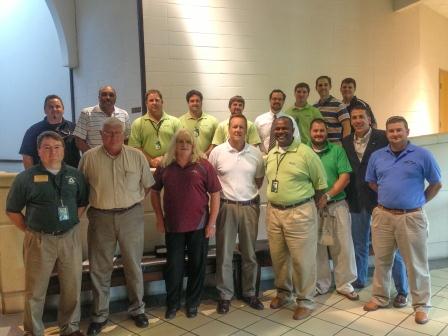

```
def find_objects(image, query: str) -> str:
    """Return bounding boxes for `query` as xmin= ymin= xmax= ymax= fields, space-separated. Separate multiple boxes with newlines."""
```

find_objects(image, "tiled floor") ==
xmin=4 ymin=268 xmax=448 ymax=336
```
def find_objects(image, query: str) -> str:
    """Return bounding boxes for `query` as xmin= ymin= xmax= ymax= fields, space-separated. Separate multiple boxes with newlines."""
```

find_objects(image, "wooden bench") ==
xmin=47 ymin=246 xmax=243 ymax=298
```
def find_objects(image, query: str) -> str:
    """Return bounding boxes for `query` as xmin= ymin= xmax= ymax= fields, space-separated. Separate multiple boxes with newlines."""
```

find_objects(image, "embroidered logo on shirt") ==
xmin=67 ymin=177 xmax=76 ymax=184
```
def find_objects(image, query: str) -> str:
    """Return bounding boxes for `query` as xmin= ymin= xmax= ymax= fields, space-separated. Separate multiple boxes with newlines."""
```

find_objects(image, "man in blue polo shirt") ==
xmin=20 ymin=95 xmax=80 ymax=169
xmin=363 ymin=116 xmax=442 ymax=325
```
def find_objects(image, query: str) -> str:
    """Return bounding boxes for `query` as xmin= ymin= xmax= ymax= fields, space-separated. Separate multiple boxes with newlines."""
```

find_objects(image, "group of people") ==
xmin=5 ymin=75 xmax=442 ymax=336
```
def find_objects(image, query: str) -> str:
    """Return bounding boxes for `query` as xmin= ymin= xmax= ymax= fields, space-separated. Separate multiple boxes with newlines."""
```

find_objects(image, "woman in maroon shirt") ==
xmin=150 ymin=129 xmax=221 ymax=319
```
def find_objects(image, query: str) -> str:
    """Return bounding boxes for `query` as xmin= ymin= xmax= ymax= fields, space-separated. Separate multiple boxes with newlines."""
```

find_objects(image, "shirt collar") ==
xmin=144 ymin=111 xmax=168 ymax=122
xmin=273 ymin=138 xmax=300 ymax=154
xmin=354 ymin=127 xmax=372 ymax=143
xmin=225 ymin=140 xmax=250 ymax=153
xmin=385 ymin=142 xmax=414 ymax=155
xmin=186 ymin=111 xmax=206 ymax=120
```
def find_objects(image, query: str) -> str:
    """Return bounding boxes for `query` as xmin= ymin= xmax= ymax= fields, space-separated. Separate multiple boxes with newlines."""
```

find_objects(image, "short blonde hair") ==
xmin=161 ymin=129 xmax=204 ymax=167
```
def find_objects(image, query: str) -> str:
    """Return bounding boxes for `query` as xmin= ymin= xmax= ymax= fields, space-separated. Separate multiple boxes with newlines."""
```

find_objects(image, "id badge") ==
xmin=271 ymin=180 xmax=279 ymax=193
xmin=58 ymin=206 xmax=69 ymax=221
xmin=155 ymin=140 xmax=161 ymax=150
xmin=193 ymin=127 xmax=200 ymax=137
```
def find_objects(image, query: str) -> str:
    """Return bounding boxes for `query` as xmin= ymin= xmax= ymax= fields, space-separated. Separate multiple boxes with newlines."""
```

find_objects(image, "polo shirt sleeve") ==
xmin=73 ymin=111 xmax=88 ymax=140
xmin=337 ymin=105 xmax=350 ymax=122
xmin=172 ymin=117 xmax=182 ymax=133
xmin=314 ymin=107 xmax=324 ymax=119
xmin=140 ymin=153 xmax=155 ymax=188
xmin=76 ymin=171 xmax=89 ymax=207
xmin=254 ymin=150 xmax=265 ymax=179
xmin=423 ymin=150 xmax=442 ymax=184
xmin=365 ymin=151 xmax=379 ymax=183
xmin=124 ymin=113 xmax=131 ymax=139
xmin=128 ymin=117 xmax=143 ymax=148
xmin=336 ymin=146 xmax=352 ymax=174
xmin=366 ymin=104 xmax=377 ymax=126
xmin=212 ymin=123 xmax=226 ymax=145
xmin=291 ymin=117 xmax=301 ymax=143
xmin=6 ymin=173 xmax=28 ymax=213
xmin=306 ymin=150 xmax=328 ymax=190
xmin=19 ymin=127 xmax=36 ymax=156
xmin=201 ymin=160 xmax=222 ymax=193
xmin=151 ymin=166 xmax=164 ymax=192
xmin=247 ymin=123 xmax=261 ymax=145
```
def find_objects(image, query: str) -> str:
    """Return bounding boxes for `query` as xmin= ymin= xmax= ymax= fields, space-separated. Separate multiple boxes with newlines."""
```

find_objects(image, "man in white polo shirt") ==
xmin=254 ymin=89 xmax=300 ymax=154
xmin=209 ymin=114 xmax=265 ymax=314
xmin=74 ymin=85 xmax=130 ymax=152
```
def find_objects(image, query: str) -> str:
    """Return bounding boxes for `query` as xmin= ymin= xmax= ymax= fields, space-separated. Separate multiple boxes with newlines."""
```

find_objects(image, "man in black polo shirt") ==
xmin=20 ymin=95 xmax=80 ymax=169
xmin=6 ymin=131 xmax=88 ymax=336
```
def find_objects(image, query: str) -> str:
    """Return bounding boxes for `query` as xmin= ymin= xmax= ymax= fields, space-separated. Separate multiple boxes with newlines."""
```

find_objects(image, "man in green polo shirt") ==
xmin=6 ymin=131 xmax=88 ymax=336
xmin=266 ymin=116 xmax=327 ymax=321
xmin=285 ymin=82 xmax=323 ymax=144
xmin=309 ymin=118 xmax=358 ymax=301
xmin=211 ymin=95 xmax=261 ymax=147
xmin=129 ymin=89 xmax=181 ymax=167
xmin=179 ymin=89 xmax=218 ymax=156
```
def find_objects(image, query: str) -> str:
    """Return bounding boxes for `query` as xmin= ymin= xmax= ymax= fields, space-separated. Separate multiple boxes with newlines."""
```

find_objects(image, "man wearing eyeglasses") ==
xmin=79 ymin=117 xmax=155 ymax=335
xmin=20 ymin=95 xmax=80 ymax=169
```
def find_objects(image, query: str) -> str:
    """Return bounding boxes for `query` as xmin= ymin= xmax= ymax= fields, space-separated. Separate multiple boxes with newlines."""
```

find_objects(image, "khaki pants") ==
xmin=267 ymin=200 xmax=318 ymax=309
xmin=370 ymin=207 xmax=430 ymax=313
xmin=216 ymin=202 xmax=260 ymax=300
xmin=87 ymin=204 xmax=145 ymax=322
xmin=316 ymin=201 xmax=357 ymax=295
xmin=24 ymin=225 xmax=82 ymax=336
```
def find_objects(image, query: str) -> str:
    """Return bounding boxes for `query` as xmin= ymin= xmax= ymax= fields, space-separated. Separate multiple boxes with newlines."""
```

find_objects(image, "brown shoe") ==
xmin=337 ymin=290 xmax=359 ymax=301
xmin=363 ymin=300 xmax=380 ymax=311
xmin=293 ymin=307 xmax=313 ymax=320
xmin=393 ymin=294 xmax=408 ymax=308
xmin=270 ymin=296 xmax=288 ymax=309
xmin=415 ymin=311 xmax=429 ymax=324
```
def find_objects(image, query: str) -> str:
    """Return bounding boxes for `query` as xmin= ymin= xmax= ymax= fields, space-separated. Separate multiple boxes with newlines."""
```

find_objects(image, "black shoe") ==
xmin=165 ymin=307 xmax=178 ymax=320
xmin=217 ymin=299 xmax=230 ymax=314
xmin=352 ymin=281 xmax=365 ymax=289
xmin=186 ymin=306 xmax=198 ymax=318
xmin=243 ymin=296 xmax=264 ymax=310
xmin=86 ymin=320 xmax=107 ymax=336
xmin=131 ymin=314 xmax=149 ymax=328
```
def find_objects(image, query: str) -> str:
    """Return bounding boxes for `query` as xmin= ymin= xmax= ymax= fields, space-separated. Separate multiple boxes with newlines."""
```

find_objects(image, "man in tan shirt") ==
xmin=79 ymin=117 xmax=154 ymax=335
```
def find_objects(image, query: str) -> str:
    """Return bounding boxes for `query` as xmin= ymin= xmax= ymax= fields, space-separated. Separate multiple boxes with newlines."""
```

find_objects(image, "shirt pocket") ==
xmin=125 ymin=170 xmax=141 ymax=192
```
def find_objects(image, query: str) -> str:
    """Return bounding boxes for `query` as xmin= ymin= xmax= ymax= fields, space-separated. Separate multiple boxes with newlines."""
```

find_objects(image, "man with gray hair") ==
xmin=79 ymin=117 xmax=155 ymax=335
xmin=74 ymin=85 xmax=131 ymax=152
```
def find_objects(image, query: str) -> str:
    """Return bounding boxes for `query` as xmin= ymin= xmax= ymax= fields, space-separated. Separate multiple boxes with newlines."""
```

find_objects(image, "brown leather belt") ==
xmin=270 ymin=197 xmax=312 ymax=210
xmin=377 ymin=204 xmax=422 ymax=215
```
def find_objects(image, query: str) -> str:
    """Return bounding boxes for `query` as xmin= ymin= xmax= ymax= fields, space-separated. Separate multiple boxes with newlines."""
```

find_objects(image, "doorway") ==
xmin=439 ymin=69 xmax=448 ymax=133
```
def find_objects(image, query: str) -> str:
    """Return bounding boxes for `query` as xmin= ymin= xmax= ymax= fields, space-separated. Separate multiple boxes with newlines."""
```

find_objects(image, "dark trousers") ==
xmin=165 ymin=229 xmax=208 ymax=309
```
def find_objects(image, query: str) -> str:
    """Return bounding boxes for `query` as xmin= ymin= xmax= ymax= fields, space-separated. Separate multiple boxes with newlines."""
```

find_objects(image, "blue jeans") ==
xmin=351 ymin=210 xmax=408 ymax=295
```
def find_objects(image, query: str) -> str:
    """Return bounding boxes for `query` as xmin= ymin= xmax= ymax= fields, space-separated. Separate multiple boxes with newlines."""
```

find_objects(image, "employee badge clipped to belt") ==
xmin=318 ymin=208 xmax=335 ymax=246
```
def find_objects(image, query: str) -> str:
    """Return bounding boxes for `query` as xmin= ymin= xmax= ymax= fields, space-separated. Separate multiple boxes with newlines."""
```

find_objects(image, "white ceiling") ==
xmin=422 ymin=0 xmax=448 ymax=19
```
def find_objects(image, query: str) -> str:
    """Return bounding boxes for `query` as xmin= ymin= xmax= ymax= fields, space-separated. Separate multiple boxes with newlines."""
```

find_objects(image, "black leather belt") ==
xmin=30 ymin=227 xmax=71 ymax=236
xmin=91 ymin=202 xmax=140 ymax=213
xmin=377 ymin=204 xmax=422 ymax=215
xmin=221 ymin=196 xmax=260 ymax=206
xmin=270 ymin=197 xmax=312 ymax=210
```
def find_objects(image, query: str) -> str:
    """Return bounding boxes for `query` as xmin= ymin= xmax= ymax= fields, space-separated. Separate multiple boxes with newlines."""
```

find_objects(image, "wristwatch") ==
xmin=325 ymin=193 xmax=332 ymax=201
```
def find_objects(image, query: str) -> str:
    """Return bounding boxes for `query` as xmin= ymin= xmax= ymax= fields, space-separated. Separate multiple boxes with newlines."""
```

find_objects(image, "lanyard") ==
xmin=275 ymin=152 xmax=288 ymax=180
xmin=149 ymin=119 xmax=164 ymax=138
xmin=49 ymin=172 xmax=65 ymax=206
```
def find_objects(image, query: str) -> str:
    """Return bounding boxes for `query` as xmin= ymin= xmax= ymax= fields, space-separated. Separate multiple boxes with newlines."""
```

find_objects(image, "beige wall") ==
xmin=142 ymin=0 xmax=448 ymax=135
